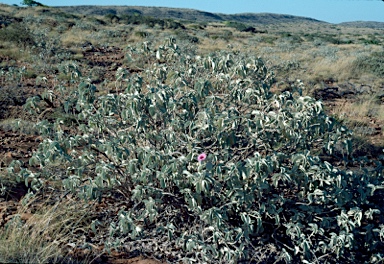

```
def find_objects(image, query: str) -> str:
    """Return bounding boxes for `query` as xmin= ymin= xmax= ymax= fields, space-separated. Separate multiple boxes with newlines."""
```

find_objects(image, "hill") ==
xmin=338 ymin=21 xmax=384 ymax=29
xmin=55 ymin=5 xmax=328 ymax=25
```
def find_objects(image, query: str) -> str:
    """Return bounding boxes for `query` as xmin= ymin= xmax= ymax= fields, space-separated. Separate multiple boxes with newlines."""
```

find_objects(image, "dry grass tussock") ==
xmin=0 ymin=195 xmax=91 ymax=263
xmin=198 ymin=38 xmax=231 ymax=53
xmin=0 ymin=46 xmax=30 ymax=62
xmin=61 ymin=30 xmax=93 ymax=47
xmin=330 ymin=97 xmax=384 ymax=125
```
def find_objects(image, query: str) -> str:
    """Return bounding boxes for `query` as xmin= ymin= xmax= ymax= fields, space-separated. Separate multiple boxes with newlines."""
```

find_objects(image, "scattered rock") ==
xmin=314 ymin=81 xmax=375 ymax=100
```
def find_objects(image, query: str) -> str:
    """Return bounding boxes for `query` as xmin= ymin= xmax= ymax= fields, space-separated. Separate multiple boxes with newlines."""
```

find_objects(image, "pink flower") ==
xmin=197 ymin=153 xmax=207 ymax=162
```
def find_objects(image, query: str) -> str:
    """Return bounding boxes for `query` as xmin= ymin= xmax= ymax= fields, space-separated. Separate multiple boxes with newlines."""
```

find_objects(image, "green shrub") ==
xmin=9 ymin=38 xmax=384 ymax=263
xmin=0 ymin=24 xmax=35 ymax=48
xmin=224 ymin=21 xmax=265 ymax=34
xmin=358 ymin=35 xmax=381 ymax=45
xmin=209 ymin=30 xmax=233 ymax=41
xmin=304 ymin=33 xmax=348 ymax=45
xmin=120 ymin=14 xmax=185 ymax=30
xmin=225 ymin=21 xmax=249 ymax=31
xmin=352 ymin=51 xmax=384 ymax=78
xmin=279 ymin=32 xmax=304 ymax=44
xmin=105 ymin=13 xmax=120 ymax=24
xmin=134 ymin=31 xmax=149 ymax=39
xmin=24 ymin=70 xmax=37 ymax=79
xmin=174 ymin=30 xmax=199 ymax=43
xmin=260 ymin=35 xmax=277 ymax=44
xmin=361 ymin=39 xmax=381 ymax=45
xmin=21 ymin=0 xmax=45 ymax=6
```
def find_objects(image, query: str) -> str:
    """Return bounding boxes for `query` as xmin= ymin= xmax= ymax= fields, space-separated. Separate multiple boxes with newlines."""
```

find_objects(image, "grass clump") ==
xmin=0 ymin=197 xmax=91 ymax=264
xmin=0 ymin=119 xmax=38 ymax=135
xmin=351 ymin=51 xmax=384 ymax=78
xmin=0 ymin=23 xmax=35 ymax=48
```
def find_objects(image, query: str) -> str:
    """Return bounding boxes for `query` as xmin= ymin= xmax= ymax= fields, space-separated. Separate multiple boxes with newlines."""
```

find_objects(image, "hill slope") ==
xmin=55 ymin=5 xmax=327 ymax=25
xmin=338 ymin=21 xmax=384 ymax=29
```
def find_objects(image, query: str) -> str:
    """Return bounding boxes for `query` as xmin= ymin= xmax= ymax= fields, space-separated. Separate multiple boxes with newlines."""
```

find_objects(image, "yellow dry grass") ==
xmin=328 ymin=97 xmax=384 ymax=131
xmin=0 ymin=195 xmax=91 ymax=263
xmin=61 ymin=30 xmax=92 ymax=47
xmin=198 ymin=38 xmax=231 ymax=53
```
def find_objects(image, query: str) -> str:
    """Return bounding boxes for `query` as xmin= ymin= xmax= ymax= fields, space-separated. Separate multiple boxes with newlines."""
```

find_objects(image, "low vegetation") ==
xmin=0 ymin=193 xmax=91 ymax=263
xmin=0 ymin=3 xmax=383 ymax=263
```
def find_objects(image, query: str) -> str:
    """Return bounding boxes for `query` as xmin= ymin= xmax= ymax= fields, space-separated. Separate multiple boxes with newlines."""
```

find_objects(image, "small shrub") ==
xmin=280 ymin=32 xmax=303 ymax=44
xmin=0 ymin=24 xmax=35 ymax=48
xmin=224 ymin=21 xmax=266 ymax=34
xmin=105 ymin=13 xmax=120 ymax=24
xmin=9 ymin=38 xmax=384 ymax=263
xmin=260 ymin=35 xmax=277 ymax=44
xmin=174 ymin=30 xmax=199 ymax=43
xmin=121 ymin=14 xmax=185 ymax=30
xmin=361 ymin=38 xmax=381 ymax=45
xmin=0 ymin=119 xmax=38 ymax=135
xmin=352 ymin=51 xmax=384 ymax=78
xmin=24 ymin=70 xmax=37 ymax=79
xmin=134 ymin=31 xmax=149 ymax=39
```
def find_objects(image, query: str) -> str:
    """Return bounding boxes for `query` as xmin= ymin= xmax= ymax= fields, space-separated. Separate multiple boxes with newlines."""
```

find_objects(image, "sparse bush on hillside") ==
xmin=208 ymin=29 xmax=233 ymax=41
xmin=224 ymin=21 xmax=266 ymax=34
xmin=134 ymin=31 xmax=149 ymax=39
xmin=0 ymin=23 xmax=35 ymax=48
xmin=304 ymin=33 xmax=352 ymax=45
xmin=278 ymin=32 xmax=304 ymax=44
xmin=120 ymin=14 xmax=185 ymax=30
xmin=105 ymin=13 xmax=120 ymax=24
xmin=358 ymin=35 xmax=381 ymax=45
xmin=21 ymin=0 xmax=45 ymax=7
xmin=174 ymin=30 xmax=199 ymax=43
xmin=260 ymin=35 xmax=277 ymax=44
xmin=8 ymin=37 xmax=384 ymax=263
xmin=224 ymin=21 xmax=247 ymax=31
xmin=352 ymin=51 xmax=384 ymax=78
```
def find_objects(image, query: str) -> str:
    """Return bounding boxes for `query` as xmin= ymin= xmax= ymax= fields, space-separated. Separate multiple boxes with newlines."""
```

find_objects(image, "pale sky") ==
xmin=1 ymin=0 xmax=383 ymax=24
